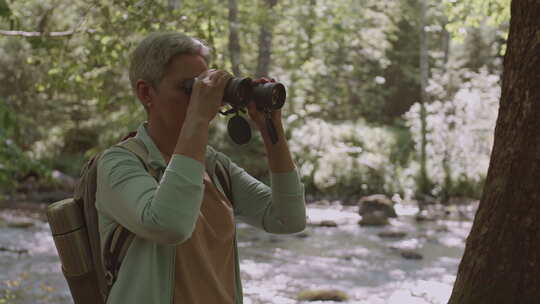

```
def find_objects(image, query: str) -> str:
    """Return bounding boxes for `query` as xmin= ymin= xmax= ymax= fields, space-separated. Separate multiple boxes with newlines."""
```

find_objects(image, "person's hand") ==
xmin=187 ymin=69 xmax=232 ymax=123
xmin=246 ymin=77 xmax=282 ymax=132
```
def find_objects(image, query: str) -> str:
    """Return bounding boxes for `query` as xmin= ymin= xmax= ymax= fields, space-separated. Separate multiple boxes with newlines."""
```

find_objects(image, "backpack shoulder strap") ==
xmin=116 ymin=137 xmax=159 ymax=179
xmin=102 ymin=137 xmax=159 ymax=288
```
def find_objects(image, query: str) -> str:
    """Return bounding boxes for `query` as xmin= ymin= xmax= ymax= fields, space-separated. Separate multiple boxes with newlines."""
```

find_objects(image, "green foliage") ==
xmin=444 ymin=0 xmax=510 ymax=41
xmin=0 ymin=102 xmax=46 ymax=190
xmin=0 ymin=0 xmax=10 ymax=18
xmin=208 ymin=117 xmax=269 ymax=182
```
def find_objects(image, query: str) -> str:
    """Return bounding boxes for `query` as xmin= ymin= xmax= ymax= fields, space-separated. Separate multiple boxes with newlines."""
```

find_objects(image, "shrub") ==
xmin=404 ymin=68 xmax=500 ymax=199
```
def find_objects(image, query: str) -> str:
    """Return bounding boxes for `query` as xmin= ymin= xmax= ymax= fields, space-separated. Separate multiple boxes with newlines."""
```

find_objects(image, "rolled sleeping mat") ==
xmin=47 ymin=198 xmax=105 ymax=304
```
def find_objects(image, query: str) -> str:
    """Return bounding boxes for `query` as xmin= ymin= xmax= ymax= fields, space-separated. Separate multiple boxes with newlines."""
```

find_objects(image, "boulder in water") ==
xmin=358 ymin=211 xmax=389 ymax=226
xmin=319 ymin=220 xmax=338 ymax=227
xmin=358 ymin=194 xmax=397 ymax=218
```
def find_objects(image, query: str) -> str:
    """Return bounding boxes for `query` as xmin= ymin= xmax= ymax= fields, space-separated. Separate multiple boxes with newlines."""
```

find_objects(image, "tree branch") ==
xmin=0 ymin=29 xmax=95 ymax=37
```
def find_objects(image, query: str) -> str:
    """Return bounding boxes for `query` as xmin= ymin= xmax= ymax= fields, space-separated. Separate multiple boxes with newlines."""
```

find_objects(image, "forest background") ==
xmin=0 ymin=0 xmax=510 ymax=205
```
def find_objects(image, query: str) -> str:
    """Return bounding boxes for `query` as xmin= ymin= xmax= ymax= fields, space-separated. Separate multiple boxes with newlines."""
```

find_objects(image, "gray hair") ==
xmin=128 ymin=32 xmax=211 ymax=90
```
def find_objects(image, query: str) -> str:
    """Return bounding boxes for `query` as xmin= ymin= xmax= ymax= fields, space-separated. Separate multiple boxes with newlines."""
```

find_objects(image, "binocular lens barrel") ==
xmin=181 ymin=75 xmax=286 ymax=111
xmin=253 ymin=82 xmax=286 ymax=111
xmin=224 ymin=77 xmax=253 ymax=108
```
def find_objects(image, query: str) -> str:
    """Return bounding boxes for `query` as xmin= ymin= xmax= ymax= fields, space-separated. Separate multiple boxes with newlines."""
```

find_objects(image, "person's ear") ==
xmin=135 ymin=80 xmax=154 ymax=109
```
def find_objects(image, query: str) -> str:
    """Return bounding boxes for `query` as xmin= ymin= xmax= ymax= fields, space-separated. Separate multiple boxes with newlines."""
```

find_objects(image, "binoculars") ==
xmin=182 ymin=77 xmax=286 ymax=112
xmin=182 ymin=76 xmax=287 ymax=145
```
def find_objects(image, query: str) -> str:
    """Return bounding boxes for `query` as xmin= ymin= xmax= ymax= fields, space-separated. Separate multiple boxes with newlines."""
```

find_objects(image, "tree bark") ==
xmin=448 ymin=1 xmax=540 ymax=303
xmin=255 ymin=0 xmax=278 ymax=78
xmin=228 ymin=0 xmax=242 ymax=76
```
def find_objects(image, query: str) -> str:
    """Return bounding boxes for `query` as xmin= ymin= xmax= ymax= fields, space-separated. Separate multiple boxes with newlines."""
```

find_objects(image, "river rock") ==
xmin=313 ymin=199 xmax=331 ymax=207
xmin=0 ymin=246 xmax=29 ymax=255
xmin=358 ymin=194 xmax=397 ymax=218
xmin=298 ymin=289 xmax=348 ymax=302
xmin=51 ymin=170 xmax=77 ymax=191
xmin=415 ymin=210 xmax=437 ymax=222
xmin=378 ymin=231 xmax=407 ymax=238
xmin=7 ymin=220 xmax=35 ymax=229
xmin=295 ymin=232 xmax=310 ymax=238
xmin=436 ymin=225 xmax=449 ymax=232
xmin=319 ymin=220 xmax=338 ymax=227
xmin=400 ymin=250 xmax=423 ymax=260
xmin=31 ymin=190 xmax=71 ymax=204
xmin=358 ymin=211 xmax=389 ymax=226
xmin=268 ymin=237 xmax=282 ymax=243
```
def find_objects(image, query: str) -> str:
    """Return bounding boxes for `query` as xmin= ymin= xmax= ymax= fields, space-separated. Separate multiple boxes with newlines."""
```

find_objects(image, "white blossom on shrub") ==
xmin=289 ymin=118 xmax=413 ymax=197
xmin=404 ymin=68 xmax=500 ymax=196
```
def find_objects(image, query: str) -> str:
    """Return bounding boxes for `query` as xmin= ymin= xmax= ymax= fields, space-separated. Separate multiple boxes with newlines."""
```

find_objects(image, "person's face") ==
xmin=143 ymin=53 xmax=208 ymax=132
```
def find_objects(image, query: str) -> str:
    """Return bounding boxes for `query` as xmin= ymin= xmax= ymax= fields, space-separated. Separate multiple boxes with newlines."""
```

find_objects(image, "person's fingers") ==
xmin=217 ymin=71 xmax=232 ymax=88
xmin=199 ymin=69 xmax=215 ymax=78
xmin=192 ymin=76 xmax=204 ymax=90
xmin=246 ymin=99 xmax=256 ymax=112
xmin=254 ymin=77 xmax=276 ymax=84
xmin=214 ymin=70 xmax=229 ymax=79
xmin=211 ymin=72 xmax=231 ymax=105
xmin=195 ymin=69 xmax=215 ymax=86
xmin=254 ymin=77 xmax=269 ymax=84
xmin=207 ymin=69 xmax=221 ymax=82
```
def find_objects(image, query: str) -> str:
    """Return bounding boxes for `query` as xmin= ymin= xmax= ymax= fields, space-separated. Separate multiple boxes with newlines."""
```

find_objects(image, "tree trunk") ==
xmin=418 ymin=0 xmax=430 ymax=198
xmin=448 ymin=1 xmax=540 ymax=303
xmin=228 ymin=0 xmax=242 ymax=76
xmin=441 ymin=17 xmax=452 ymax=204
xmin=168 ymin=0 xmax=180 ymax=10
xmin=304 ymin=0 xmax=316 ymax=61
xmin=255 ymin=0 xmax=278 ymax=78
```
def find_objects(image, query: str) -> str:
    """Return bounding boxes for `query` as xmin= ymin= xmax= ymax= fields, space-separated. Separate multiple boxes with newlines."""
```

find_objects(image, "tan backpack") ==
xmin=47 ymin=136 xmax=232 ymax=304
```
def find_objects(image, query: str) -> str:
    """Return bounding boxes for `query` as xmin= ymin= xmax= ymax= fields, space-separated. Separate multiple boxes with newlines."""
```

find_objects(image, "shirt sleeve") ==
xmin=217 ymin=152 xmax=306 ymax=234
xmin=96 ymin=147 xmax=205 ymax=245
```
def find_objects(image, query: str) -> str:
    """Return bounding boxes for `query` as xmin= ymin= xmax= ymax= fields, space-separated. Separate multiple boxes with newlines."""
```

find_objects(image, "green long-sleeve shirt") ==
xmin=95 ymin=123 xmax=306 ymax=304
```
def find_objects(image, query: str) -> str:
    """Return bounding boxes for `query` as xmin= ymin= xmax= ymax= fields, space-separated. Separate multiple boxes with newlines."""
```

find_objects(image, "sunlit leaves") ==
xmin=0 ymin=0 xmax=509 ymax=195
xmin=443 ymin=0 xmax=510 ymax=41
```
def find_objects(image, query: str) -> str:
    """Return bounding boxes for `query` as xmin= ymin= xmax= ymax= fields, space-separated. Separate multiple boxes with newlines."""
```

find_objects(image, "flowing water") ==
xmin=0 ymin=202 xmax=475 ymax=304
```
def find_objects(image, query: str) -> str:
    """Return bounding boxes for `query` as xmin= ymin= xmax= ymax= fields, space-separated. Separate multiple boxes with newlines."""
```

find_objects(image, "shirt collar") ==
xmin=135 ymin=122 xmax=167 ymax=170
xmin=134 ymin=122 xmax=216 ymax=172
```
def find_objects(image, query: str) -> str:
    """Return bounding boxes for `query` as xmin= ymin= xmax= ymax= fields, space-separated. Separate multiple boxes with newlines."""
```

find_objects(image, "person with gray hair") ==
xmin=95 ymin=32 xmax=306 ymax=304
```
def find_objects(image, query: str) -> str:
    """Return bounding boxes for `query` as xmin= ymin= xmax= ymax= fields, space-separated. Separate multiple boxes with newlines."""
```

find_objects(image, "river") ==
xmin=0 ymin=201 xmax=475 ymax=304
